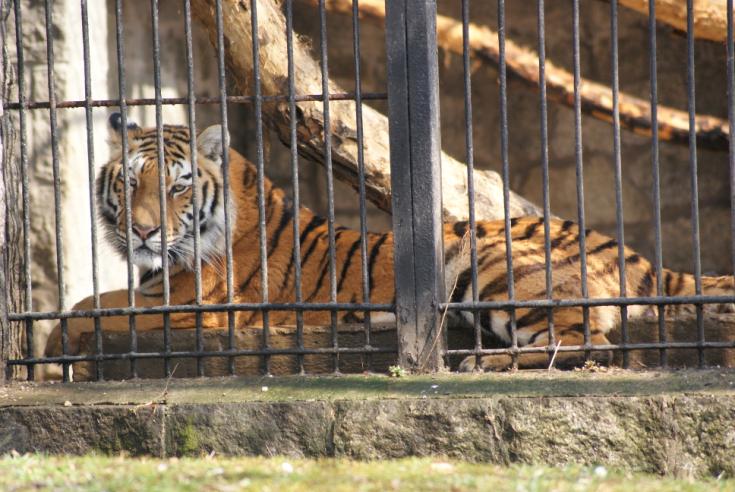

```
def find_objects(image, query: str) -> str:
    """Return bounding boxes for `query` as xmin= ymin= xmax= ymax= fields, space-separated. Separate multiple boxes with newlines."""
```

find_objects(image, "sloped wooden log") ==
xmin=617 ymin=0 xmax=733 ymax=43
xmin=191 ymin=0 xmax=544 ymax=222
xmin=305 ymin=0 xmax=730 ymax=152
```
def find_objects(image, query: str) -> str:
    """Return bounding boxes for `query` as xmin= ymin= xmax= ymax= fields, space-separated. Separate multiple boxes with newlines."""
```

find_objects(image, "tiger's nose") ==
xmin=132 ymin=223 xmax=159 ymax=241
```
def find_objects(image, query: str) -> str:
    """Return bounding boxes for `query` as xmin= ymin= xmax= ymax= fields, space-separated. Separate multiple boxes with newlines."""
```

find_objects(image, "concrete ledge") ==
xmin=2 ymin=370 xmax=735 ymax=476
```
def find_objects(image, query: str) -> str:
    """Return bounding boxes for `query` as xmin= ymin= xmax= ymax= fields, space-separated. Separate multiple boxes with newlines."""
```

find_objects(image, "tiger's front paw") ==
xmin=44 ymin=297 xmax=97 ymax=357
xmin=458 ymin=354 xmax=514 ymax=372
xmin=705 ymin=302 xmax=735 ymax=314
xmin=44 ymin=320 xmax=90 ymax=357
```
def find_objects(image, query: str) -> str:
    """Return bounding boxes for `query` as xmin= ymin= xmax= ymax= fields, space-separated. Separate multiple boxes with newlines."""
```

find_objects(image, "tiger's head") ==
xmin=98 ymin=113 xmax=232 ymax=271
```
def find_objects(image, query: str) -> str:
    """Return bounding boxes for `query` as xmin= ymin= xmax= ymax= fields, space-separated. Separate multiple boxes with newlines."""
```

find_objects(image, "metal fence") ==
xmin=2 ymin=0 xmax=735 ymax=382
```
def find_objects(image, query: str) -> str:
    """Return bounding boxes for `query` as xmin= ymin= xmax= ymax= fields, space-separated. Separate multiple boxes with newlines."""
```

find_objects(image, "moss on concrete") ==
xmin=4 ymin=369 xmax=735 ymax=408
xmin=2 ymin=370 xmax=735 ymax=475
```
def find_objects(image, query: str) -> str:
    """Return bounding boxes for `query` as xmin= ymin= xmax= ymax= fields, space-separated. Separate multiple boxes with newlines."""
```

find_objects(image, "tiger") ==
xmin=45 ymin=113 xmax=735 ymax=371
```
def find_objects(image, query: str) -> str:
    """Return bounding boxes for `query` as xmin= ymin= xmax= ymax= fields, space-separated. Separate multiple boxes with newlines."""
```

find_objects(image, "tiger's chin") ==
xmin=130 ymin=245 xmax=167 ymax=270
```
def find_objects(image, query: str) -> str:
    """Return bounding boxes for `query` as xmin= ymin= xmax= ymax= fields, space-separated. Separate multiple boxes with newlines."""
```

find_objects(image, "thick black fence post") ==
xmin=386 ymin=0 xmax=445 ymax=372
xmin=0 ymin=80 xmax=6 ymax=383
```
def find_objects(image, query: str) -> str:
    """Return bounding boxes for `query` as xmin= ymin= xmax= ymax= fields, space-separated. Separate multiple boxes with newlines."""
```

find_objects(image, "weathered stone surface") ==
xmin=0 ymin=405 xmax=163 ymax=456
xmin=331 ymin=396 xmax=735 ymax=477
xmin=2 ymin=372 xmax=735 ymax=476
xmin=166 ymin=402 xmax=334 ymax=457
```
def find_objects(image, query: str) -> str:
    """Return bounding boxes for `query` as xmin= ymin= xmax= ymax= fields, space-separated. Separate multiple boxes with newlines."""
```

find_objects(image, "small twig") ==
xmin=419 ymin=230 xmax=471 ymax=372
xmin=159 ymin=363 xmax=180 ymax=401
xmin=133 ymin=363 xmax=179 ymax=413
xmin=547 ymin=340 xmax=563 ymax=371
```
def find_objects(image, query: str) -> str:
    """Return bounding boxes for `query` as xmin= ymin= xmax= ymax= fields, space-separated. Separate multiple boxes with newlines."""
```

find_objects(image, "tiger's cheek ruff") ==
xmin=96 ymin=127 xmax=233 ymax=272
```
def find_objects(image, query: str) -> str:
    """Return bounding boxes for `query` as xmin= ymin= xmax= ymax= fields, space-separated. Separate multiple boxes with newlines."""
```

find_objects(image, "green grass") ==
xmin=1 ymin=455 xmax=733 ymax=492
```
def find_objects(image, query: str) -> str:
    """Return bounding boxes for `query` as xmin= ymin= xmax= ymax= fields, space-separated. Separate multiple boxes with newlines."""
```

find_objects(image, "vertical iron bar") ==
xmin=43 ymin=0 xmax=70 ymax=381
xmin=214 ymin=0 xmax=236 ymax=376
xmin=183 ymin=0 xmax=204 ymax=377
xmin=685 ymin=0 xmax=704 ymax=367
xmin=610 ymin=0 xmax=628 ymax=368
xmin=461 ymin=0 xmax=481 ymax=365
xmin=572 ymin=0 xmax=590 ymax=357
xmin=13 ymin=0 xmax=34 ymax=381
xmin=498 ymin=0 xmax=517 ymax=367
xmin=351 ymin=0 xmax=372 ymax=371
xmin=114 ymin=0 xmax=138 ymax=379
xmin=729 ymin=0 xmax=735 ymax=300
xmin=285 ymin=0 xmax=304 ymax=374
xmin=251 ymin=0 xmax=271 ymax=375
xmin=537 ymin=0 xmax=554 ymax=362
xmin=648 ymin=0 xmax=667 ymax=367
xmin=150 ymin=0 xmax=171 ymax=377
xmin=80 ymin=0 xmax=103 ymax=380
xmin=317 ymin=0 xmax=340 ymax=373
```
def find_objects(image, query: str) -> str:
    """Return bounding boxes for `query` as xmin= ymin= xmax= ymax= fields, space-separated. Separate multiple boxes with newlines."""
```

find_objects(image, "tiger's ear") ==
xmin=197 ymin=125 xmax=228 ymax=164
xmin=108 ymin=112 xmax=141 ymax=151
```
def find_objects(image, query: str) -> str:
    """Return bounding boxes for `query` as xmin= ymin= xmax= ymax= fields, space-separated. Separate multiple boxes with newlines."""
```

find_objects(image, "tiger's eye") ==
xmin=116 ymin=173 xmax=137 ymax=188
xmin=171 ymin=184 xmax=188 ymax=194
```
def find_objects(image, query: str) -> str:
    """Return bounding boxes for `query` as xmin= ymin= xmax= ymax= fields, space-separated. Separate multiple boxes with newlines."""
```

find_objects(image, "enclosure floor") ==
xmin=2 ymin=370 xmax=735 ymax=477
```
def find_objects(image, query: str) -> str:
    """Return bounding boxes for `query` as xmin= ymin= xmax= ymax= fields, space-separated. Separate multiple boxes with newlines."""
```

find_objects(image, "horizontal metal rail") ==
xmin=445 ymin=340 xmax=735 ymax=357
xmin=4 ymin=92 xmax=387 ymax=111
xmin=442 ymin=295 xmax=735 ymax=311
xmin=8 ymin=302 xmax=396 ymax=322
xmin=9 ymin=345 xmax=396 ymax=367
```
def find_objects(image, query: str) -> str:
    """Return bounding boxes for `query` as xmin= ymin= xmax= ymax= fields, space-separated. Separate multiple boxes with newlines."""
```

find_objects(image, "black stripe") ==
xmin=265 ymin=189 xmax=275 ymax=224
xmin=520 ymin=219 xmax=542 ymax=240
xmin=337 ymin=237 xmax=363 ymax=292
xmin=450 ymin=268 xmax=474 ymax=303
xmin=301 ymin=232 xmax=326 ymax=268
xmin=480 ymin=238 xmax=618 ymax=299
xmin=368 ymin=234 xmax=390 ymax=292
xmin=139 ymin=268 xmax=160 ymax=285
xmin=201 ymin=181 xmax=210 ymax=212
xmin=307 ymin=230 xmax=348 ymax=302
xmin=636 ymin=269 xmax=654 ymax=297
xmin=306 ymin=251 xmax=333 ymax=302
xmin=515 ymin=308 xmax=548 ymax=329
xmin=453 ymin=221 xmax=468 ymax=237
xmin=209 ymin=180 xmax=220 ymax=217
xmin=561 ymin=220 xmax=575 ymax=233
xmin=445 ymin=241 xmax=461 ymax=263
xmin=526 ymin=327 xmax=547 ymax=346
xmin=675 ymin=272 xmax=685 ymax=295
xmin=299 ymin=215 xmax=327 ymax=244
xmin=479 ymin=310 xmax=492 ymax=332
xmin=267 ymin=206 xmax=293 ymax=258
xmin=664 ymin=270 xmax=673 ymax=295
xmin=278 ymin=251 xmax=298 ymax=298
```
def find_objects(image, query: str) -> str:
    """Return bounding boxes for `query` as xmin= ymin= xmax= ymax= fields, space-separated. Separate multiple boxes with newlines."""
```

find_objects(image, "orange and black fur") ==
xmin=45 ymin=115 xmax=735 ymax=371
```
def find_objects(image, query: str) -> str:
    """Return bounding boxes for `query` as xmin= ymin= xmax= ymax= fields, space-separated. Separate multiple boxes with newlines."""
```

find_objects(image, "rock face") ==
xmin=2 ymin=372 xmax=735 ymax=477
